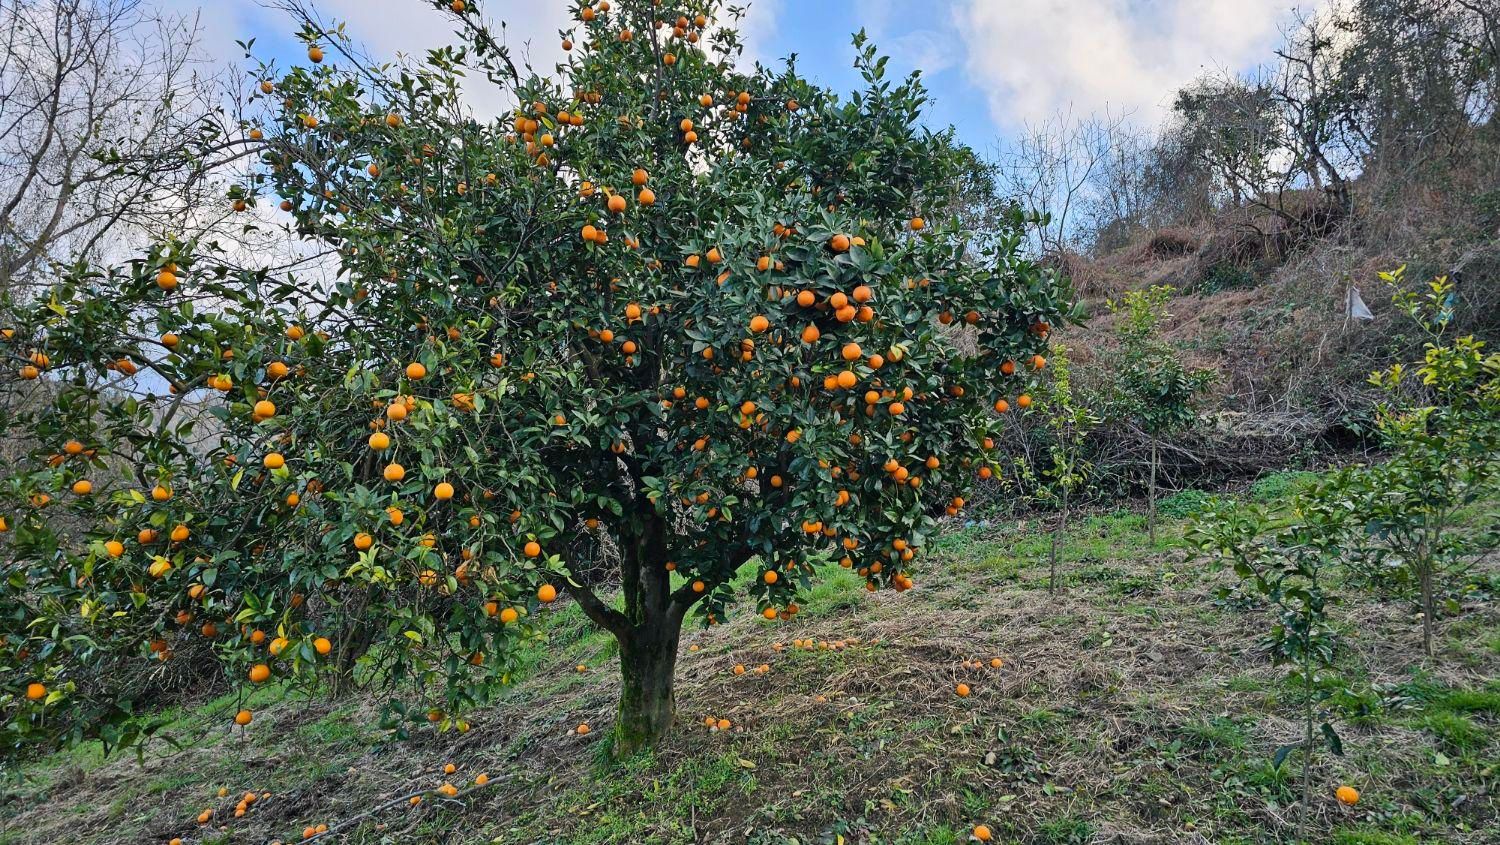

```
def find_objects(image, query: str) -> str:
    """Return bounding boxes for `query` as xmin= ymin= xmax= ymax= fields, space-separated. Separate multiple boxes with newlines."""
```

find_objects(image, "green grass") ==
xmin=1178 ymin=716 xmax=1248 ymax=751
xmin=1247 ymin=470 xmax=1322 ymax=501
xmin=895 ymin=825 xmax=960 ymax=845
xmin=1417 ymin=710 xmax=1488 ymax=751
xmin=297 ymin=707 xmax=365 ymax=744
xmin=1332 ymin=830 xmax=1420 ymax=845
xmin=5 ymin=483 xmax=1496 ymax=845
xmin=1037 ymin=813 xmax=1095 ymax=844
xmin=1441 ymin=687 xmax=1500 ymax=715
xmin=1159 ymin=488 xmax=1212 ymax=518
xmin=934 ymin=508 xmax=1183 ymax=586
xmin=1372 ymin=673 xmax=1500 ymax=752
xmin=797 ymin=565 xmax=867 ymax=617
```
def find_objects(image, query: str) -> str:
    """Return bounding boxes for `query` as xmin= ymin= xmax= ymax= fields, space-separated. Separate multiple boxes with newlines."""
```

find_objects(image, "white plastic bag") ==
xmin=1347 ymin=286 xmax=1374 ymax=321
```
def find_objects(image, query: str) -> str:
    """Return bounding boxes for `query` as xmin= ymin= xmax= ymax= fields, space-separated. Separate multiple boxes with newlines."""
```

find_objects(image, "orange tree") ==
xmin=0 ymin=0 xmax=1068 ymax=758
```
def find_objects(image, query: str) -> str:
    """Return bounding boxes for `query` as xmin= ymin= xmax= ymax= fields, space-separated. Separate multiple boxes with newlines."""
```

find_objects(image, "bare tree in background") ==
xmin=1 ymin=0 xmax=343 ymax=415
xmin=1167 ymin=0 xmax=1499 ymax=231
xmin=1079 ymin=121 xmax=1219 ymax=254
xmin=1077 ymin=123 xmax=1153 ymax=253
xmin=1271 ymin=10 xmax=1356 ymax=215
xmin=995 ymin=107 xmax=1130 ymax=257
xmin=1085 ymin=119 xmax=1221 ymax=254
xmin=0 ymin=0 xmax=222 ymax=297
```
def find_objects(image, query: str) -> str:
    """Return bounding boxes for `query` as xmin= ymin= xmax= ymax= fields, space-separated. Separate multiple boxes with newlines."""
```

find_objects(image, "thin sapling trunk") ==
xmin=1148 ymin=438 xmax=1159 ymax=544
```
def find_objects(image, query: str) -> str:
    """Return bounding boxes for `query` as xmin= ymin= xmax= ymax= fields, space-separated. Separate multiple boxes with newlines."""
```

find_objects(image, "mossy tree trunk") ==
xmin=613 ymin=618 xmax=681 ymax=757
xmin=562 ymin=511 xmax=737 ymax=758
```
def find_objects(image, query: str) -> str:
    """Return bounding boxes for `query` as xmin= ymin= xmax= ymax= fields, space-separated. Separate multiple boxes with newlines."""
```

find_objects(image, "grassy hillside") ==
xmin=3 ymin=476 xmax=1497 ymax=845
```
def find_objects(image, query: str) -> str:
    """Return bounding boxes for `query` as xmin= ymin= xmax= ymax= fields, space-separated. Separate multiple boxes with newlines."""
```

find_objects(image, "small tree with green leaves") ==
xmin=1352 ymin=268 xmax=1500 ymax=656
xmin=1110 ymin=285 xmax=1213 ymax=542
xmin=1191 ymin=472 xmax=1358 ymax=841
xmin=1028 ymin=343 xmax=1099 ymax=592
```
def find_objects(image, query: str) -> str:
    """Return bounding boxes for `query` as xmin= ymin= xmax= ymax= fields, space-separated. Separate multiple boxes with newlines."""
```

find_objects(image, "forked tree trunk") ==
xmin=564 ymin=510 xmax=718 ymax=758
xmin=332 ymin=622 xmax=375 ymax=695
xmin=613 ymin=616 xmax=682 ymax=757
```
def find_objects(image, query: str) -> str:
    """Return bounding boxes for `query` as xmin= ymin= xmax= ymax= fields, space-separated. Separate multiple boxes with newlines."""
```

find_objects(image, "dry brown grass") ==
xmin=1060 ymin=147 xmax=1499 ymax=427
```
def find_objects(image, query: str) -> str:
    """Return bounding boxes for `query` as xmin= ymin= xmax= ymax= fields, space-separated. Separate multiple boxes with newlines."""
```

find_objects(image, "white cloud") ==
xmin=320 ymin=0 xmax=570 ymax=116
xmin=887 ymin=29 xmax=959 ymax=75
xmin=157 ymin=0 xmax=571 ymax=118
xmin=860 ymin=0 xmax=959 ymax=76
xmin=954 ymin=0 xmax=1322 ymax=129
xmin=736 ymin=0 xmax=785 ymax=69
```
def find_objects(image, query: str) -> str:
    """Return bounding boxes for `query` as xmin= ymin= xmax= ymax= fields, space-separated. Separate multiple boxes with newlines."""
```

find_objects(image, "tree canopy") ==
xmin=1 ymin=0 xmax=1069 ymax=758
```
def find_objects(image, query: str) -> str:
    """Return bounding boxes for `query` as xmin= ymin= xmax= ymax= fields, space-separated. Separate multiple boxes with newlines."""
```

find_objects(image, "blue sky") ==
xmin=170 ymin=0 xmax=1318 ymax=151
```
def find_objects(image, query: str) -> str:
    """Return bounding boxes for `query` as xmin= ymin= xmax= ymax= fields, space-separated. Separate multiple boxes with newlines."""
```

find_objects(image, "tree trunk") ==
xmin=613 ymin=618 xmax=681 ymax=758
xmin=1050 ymin=488 xmax=1069 ymax=593
xmin=1419 ymin=562 xmax=1435 ymax=658
xmin=1147 ymin=439 xmax=1159 ymax=544
xmin=1298 ymin=648 xmax=1315 ymax=844
xmin=564 ymin=510 xmax=713 ymax=758
xmin=332 ymin=590 xmax=377 ymax=695
xmin=1419 ymin=511 xmax=1435 ymax=658
xmin=332 ymin=622 xmax=375 ymax=696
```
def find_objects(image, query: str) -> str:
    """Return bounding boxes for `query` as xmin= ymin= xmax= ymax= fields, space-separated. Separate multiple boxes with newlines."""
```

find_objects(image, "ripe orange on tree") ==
xmin=0 ymin=0 xmax=1066 ymax=762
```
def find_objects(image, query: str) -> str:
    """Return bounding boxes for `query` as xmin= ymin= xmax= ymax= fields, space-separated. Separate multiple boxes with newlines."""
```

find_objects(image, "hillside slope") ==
xmin=1061 ymin=179 xmax=1500 ymax=428
xmin=3 ymin=481 xmax=1497 ymax=845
